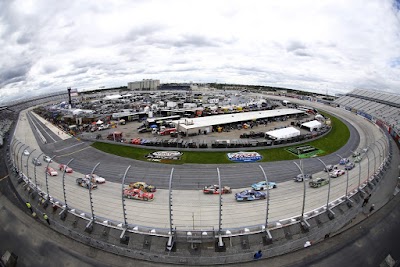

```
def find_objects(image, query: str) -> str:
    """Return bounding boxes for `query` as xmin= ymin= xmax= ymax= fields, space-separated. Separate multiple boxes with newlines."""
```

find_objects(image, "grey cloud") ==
xmin=42 ymin=65 xmax=58 ymax=74
xmin=294 ymin=50 xmax=311 ymax=57
xmin=286 ymin=40 xmax=307 ymax=52
xmin=125 ymin=24 xmax=165 ymax=42
xmin=0 ymin=63 xmax=32 ymax=87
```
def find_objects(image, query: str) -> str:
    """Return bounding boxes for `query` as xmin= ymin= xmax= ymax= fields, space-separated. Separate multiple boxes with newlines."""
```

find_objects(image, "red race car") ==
xmin=45 ymin=167 xmax=58 ymax=176
xmin=123 ymin=188 xmax=154 ymax=201
xmin=59 ymin=164 xmax=73 ymax=173
xmin=203 ymin=185 xmax=232 ymax=194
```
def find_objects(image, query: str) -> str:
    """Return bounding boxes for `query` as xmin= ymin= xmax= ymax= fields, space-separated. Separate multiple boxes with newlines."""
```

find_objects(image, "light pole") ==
xmin=119 ymin=165 xmax=131 ymax=245
xmin=352 ymin=150 xmax=365 ymax=196
xmin=316 ymin=158 xmax=334 ymax=219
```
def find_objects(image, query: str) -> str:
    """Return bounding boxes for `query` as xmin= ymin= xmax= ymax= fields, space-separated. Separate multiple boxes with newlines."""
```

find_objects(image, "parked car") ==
xmin=235 ymin=190 xmax=266 ymax=201
xmin=129 ymin=182 xmax=156 ymax=192
xmin=203 ymin=185 xmax=232 ymax=194
xmin=43 ymin=155 xmax=52 ymax=163
xmin=31 ymin=158 xmax=42 ymax=166
xmin=309 ymin=177 xmax=329 ymax=188
xmin=123 ymin=188 xmax=154 ymax=201
xmin=329 ymin=169 xmax=346 ymax=178
xmin=59 ymin=164 xmax=73 ymax=173
xmin=251 ymin=181 xmax=277 ymax=191
xmin=85 ymin=174 xmax=106 ymax=184
xmin=294 ymin=174 xmax=312 ymax=182
xmin=76 ymin=178 xmax=98 ymax=189
xmin=45 ymin=167 xmax=58 ymax=176
xmin=23 ymin=150 xmax=30 ymax=156
xmin=98 ymin=124 xmax=110 ymax=131
xmin=345 ymin=162 xmax=355 ymax=170
xmin=324 ymin=165 xmax=338 ymax=172
xmin=339 ymin=158 xmax=350 ymax=165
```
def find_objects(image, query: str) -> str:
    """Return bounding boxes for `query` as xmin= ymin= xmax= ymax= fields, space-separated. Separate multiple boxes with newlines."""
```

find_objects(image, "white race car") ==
xmin=85 ymin=174 xmax=106 ymax=184
xmin=329 ymin=169 xmax=345 ymax=178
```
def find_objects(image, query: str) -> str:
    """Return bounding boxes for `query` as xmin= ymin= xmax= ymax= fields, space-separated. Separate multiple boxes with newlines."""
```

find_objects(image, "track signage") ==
xmin=227 ymin=152 xmax=262 ymax=162
xmin=146 ymin=151 xmax=183 ymax=161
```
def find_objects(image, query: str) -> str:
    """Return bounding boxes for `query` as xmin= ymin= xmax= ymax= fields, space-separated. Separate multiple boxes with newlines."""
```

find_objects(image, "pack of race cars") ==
xmin=38 ymin=152 xmax=361 ymax=202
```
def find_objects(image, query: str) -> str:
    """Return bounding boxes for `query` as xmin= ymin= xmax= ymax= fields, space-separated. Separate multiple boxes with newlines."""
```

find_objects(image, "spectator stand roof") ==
xmin=173 ymin=109 xmax=304 ymax=130
xmin=265 ymin=127 xmax=300 ymax=140
xmin=301 ymin=120 xmax=322 ymax=131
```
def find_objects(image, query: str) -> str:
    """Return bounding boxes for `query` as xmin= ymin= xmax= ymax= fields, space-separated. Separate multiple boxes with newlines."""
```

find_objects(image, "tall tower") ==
xmin=67 ymin=87 xmax=72 ymax=106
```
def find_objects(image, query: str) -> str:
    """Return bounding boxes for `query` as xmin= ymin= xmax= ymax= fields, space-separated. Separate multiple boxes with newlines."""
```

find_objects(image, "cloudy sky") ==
xmin=1 ymin=0 xmax=400 ymax=104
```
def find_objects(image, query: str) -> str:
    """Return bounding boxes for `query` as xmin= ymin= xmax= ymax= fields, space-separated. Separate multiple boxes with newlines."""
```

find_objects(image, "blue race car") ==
xmin=235 ymin=190 xmax=266 ymax=201
xmin=251 ymin=181 xmax=277 ymax=191
xmin=339 ymin=158 xmax=350 ymax=165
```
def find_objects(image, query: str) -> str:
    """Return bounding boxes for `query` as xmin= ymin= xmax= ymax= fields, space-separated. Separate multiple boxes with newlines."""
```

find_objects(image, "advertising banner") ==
xmin=227 ymin=152 xmax=262 ymax=162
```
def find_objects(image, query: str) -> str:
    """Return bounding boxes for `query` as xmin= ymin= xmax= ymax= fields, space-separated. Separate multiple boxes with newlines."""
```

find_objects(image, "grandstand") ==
xmin=334 ymin=89 xmax=400 ymax=143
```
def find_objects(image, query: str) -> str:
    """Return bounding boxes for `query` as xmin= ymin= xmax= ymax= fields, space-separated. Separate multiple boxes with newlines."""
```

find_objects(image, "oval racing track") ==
xmin=13 ymin=97 xmax=387 ymax=232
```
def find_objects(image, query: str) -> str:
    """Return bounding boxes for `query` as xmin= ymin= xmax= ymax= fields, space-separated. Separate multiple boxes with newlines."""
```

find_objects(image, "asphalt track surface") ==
xmin=13 ymin=100 xmax=387 ymax=230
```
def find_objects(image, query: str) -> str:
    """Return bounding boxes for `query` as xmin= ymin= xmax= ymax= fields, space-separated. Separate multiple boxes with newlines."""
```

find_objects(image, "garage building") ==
xmin=172 ymin=109 xmax=304 ymax=136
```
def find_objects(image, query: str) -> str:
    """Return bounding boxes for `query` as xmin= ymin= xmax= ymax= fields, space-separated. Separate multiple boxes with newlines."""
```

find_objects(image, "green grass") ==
xmin=91 ymin=111 xmax=350 ymax=164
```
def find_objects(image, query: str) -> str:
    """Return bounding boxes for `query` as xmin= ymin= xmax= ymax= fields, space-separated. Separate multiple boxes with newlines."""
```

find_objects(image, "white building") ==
xmin=128 ymin=79 xmax=160 ymax=91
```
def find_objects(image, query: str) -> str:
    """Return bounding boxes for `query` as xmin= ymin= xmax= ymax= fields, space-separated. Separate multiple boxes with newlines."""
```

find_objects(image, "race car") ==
xmin=59 ymin=164 xmax=73 ymax=173
xmin=23 ymin=149 xmax=30 ymax=156
xmin=251 ymin=181 xmax=277 ymax=191
xmin=85 ymin=174 xmax=106 ymax=184
xmin=339 ymin=158 xmax=350 ymax=165
xmin=352 ymin=151 xmax=361 ymax=157
xmin=324 ymin=165 xmax=338 ymax=172
xmin=203 ymin=185 xmax=232 ymax=194
xmin=31 ymin=158 xmax=42 ymax=166
xmin=45 ymin=167 xmax=58 ymax=176
xmin=354 ymin=156 xmax=362 ymax=163
xmin=129 ymin=182 xmax=156 ymax=192
xmin=235 ymin=190 xmax=266 ymax=201
xmin=76 ymin=178 xmax=98 ymax=189
xmin=293 ymin=174 xmax=312 ymax=182
xmin=123 ymin=188 xmax=154 ymax=201
xmin=345 ymin=162 xmax=355 ymax=170
xmin=309 ymin=177 xmax=329 ymax=188
xmin=43 ymin=155 xmax=52 ymax=163
xmin=329 ymin=169 xmax=346 ymax=178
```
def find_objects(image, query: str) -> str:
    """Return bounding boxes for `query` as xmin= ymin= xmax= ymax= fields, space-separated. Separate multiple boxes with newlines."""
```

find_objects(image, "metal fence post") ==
xmin=16 ymin=143 xmax=25 ymax=175
xmin=11 ymin=140 xmax=20 ymax=168
xmin=86 ymin=162 xmax=100 ymax=233
xmin=26 ymin=148 xmax=36 ymax=183
xmin=259 ymin=165 xmax=272 ymax=243
xmin=43 ymin=155 xmax=57 ymax=208
xmin=19 ymin=145 xmax=29 ymax=177
xmin=34 ymin=152 xmax=43 ymax=191
xmin=119 ymin=165 xmax=131 ymax=244
xmin=121 ymin=165 xmax=131 ymax=228
xmin=166 ymin=168 xmax=175 ymax=251
xmin=293 ymin=161 xmax=310 ymax=230
xmin=60 ymin=158 xmax=74 ymax=220
xmin=316 ymin=158 xmax=335 ymax=219
xmin=217 ymin=168 xmax=225 ymax=248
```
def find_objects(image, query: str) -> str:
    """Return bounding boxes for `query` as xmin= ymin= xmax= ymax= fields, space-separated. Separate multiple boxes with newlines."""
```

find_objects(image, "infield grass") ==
xmin=91 ymin=111 xmax=350 ymax=164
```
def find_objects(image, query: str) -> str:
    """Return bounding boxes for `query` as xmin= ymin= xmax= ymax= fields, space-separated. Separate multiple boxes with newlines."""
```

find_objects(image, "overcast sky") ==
xmin=0 ymin=0 xmax=400 ymax=104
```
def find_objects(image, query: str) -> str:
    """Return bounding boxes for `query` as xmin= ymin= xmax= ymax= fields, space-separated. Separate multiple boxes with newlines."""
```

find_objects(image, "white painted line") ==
xmin=54 ymin=142 xmax=85 ymax=152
